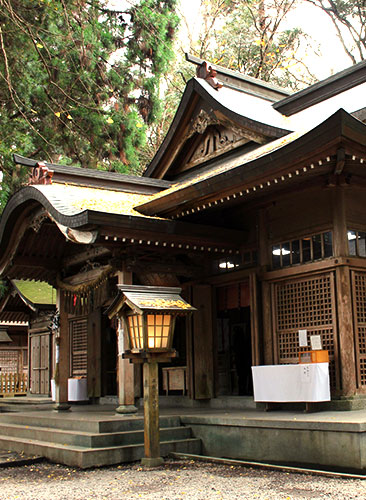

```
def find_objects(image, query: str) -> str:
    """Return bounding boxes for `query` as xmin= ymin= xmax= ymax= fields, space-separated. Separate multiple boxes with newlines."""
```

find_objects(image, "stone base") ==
xmin=141 ymin=456 xmax=164 ymax=467
xmin=53 ymin=403 xmax=71 ymax=412
xmin=115 ymin=404 xmax=138 ymax=414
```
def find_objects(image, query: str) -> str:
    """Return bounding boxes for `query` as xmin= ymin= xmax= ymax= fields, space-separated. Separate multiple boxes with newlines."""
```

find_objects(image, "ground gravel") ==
xmin=0 ymin=458 xmax=365 ymax=500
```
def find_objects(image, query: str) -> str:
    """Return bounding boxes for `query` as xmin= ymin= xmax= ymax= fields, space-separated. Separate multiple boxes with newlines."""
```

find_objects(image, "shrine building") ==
xmin=1 ymin=55 xmax=366 ymax=410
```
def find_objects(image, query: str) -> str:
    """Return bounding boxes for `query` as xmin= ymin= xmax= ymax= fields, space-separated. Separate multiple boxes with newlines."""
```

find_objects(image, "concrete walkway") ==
xmin=2 ymin=399 xmax=366 ymax=471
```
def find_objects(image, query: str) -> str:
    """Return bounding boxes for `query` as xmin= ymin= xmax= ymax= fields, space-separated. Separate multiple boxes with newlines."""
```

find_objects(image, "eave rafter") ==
xmin=138 ymin=109 xmax=366 ymax=219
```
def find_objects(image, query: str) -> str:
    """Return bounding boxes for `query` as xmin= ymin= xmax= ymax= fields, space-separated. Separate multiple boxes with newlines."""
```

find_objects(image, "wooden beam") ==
xmin=13 ymin=255 xmax=60 ymax=270
xmin=334 ymin=148 xmax=346 ymax=175
xmin=63 ymin=247 xmax=110 ymax=268
xmin=124 ymin=259 xmax=201 ymax=278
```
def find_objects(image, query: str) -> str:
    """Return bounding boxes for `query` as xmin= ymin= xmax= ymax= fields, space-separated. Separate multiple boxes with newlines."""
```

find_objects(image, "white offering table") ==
xmin=252 ymin=363 xmax=330 ymax=403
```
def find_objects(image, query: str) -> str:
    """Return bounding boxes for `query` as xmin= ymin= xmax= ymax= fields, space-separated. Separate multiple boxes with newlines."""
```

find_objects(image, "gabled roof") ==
xmin=107 ymin=285 xmax=196 ymax=318
xmin=0 ymin=280 xmax=55 ymax=323
xmin=274 ymin=59 xmax=366 ymax=116
xmin=143 ymin=77 xmax=291 ymax=180
xmin=14 ymin=154 xmax=171 ymax=194
xmin=185 ymin=53 xmax=291 ymax=101
xmin=137 ymin=109 xmax=366 ymax=218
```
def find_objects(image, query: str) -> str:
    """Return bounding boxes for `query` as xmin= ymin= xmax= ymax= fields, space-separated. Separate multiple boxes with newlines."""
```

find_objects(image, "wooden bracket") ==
xmin=334 ymin=148 xmax=345 ymax=175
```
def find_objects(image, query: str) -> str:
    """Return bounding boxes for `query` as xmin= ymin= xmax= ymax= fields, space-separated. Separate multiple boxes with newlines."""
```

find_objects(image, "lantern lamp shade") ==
xmin=107 ymin=285 xmax=196 ymax=354
xmin=127 ymin=312 xmax=173 ymax=351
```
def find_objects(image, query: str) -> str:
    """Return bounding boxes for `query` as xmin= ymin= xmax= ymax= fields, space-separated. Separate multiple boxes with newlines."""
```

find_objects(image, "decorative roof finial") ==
xmin=28 ymin=162 xmax=54 ymax=185
xmin=196 ymin=61 xmax=223 ymax=90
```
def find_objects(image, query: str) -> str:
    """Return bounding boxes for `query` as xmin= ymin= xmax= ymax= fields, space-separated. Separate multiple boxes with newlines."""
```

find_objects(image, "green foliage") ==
xmin=305 ymin=0 xmax=366 ymax=64
xmin=0 ymin=0 xmax=179 ymax=211
xmin=191 ymin=0 xmax=315 ymax=90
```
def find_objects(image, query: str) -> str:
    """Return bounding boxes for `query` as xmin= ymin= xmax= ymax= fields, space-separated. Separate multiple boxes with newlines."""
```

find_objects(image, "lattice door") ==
xmin=0 ymin=350 xmax=19 ymax=373
xmin=70 ymin=317 xmax=88 ymax=377
xmin=272 ymin=272 xmax=339 ymax=389
xmin=351 ymin=271 xmax=366 ymax=388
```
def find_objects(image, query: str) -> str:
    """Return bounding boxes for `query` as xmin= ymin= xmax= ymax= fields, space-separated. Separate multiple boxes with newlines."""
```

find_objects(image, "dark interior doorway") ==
xmin=101 ymin=316 xmax=117 ymax=396
xmin=216 ymin=283 xmax=252 ymax=396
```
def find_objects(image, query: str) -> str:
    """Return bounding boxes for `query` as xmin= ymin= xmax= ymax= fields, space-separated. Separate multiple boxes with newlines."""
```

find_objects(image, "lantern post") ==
xmin=107 ymin=285 xmax=195 ymax=467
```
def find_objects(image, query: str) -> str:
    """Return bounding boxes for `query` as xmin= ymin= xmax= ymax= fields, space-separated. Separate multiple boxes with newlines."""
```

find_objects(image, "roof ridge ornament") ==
xmin=191 ymin=109 xmax=219 ymax=135
xmin=196 ymin=61 xmax=223 ymax=90
xmin=28 ymin=162 xmax=54 ymax=185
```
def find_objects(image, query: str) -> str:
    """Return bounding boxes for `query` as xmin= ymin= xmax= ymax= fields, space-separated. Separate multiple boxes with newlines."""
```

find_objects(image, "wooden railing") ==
xmin=0 ymin=373 xmax=27 ymax=396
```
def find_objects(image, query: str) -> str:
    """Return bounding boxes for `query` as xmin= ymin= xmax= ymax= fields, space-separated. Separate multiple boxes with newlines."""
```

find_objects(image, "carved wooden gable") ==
xmin=168 ymin=107 xmax=268 ymax=178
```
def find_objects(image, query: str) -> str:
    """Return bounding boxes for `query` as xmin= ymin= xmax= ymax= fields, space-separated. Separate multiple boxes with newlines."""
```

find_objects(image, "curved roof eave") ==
xmin=144 ymin=78 xmax=292 ymax=179
xmin=0 ymin=185 xmax=92 ymax=277
xmin=0 ymin=184 xmax=90 ymax=240
xmin=138 ymin=108 xmax=366 ymax=217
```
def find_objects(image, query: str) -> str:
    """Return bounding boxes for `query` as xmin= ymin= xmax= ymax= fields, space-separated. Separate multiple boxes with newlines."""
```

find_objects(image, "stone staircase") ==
xmin=0 ymin=411 xmax=201 ymax=468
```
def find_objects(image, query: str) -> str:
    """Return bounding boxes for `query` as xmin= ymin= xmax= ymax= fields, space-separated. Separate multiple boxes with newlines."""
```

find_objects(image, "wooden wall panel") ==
xmin=268 ymin=188 xmax=333 ymax=242
xmin=192 ymin=285 xmax=214 ymax=399
xmin=346 ymin=188 xmax=366 ymax=229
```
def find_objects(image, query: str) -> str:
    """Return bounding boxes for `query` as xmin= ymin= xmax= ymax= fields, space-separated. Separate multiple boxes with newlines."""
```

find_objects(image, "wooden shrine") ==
xmin=1 ymin=55 xmax=366 ymax=408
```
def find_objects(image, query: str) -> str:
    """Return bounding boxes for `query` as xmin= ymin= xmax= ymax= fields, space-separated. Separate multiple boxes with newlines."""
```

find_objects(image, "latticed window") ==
xmin=272 ymin=231 xmax=333 ymax=269
xmin=69 ymin=317 xmax=87 ymax=377
xmin=348 ymin=230 xmax=366 ymax=257
xmin=273 ymin=273 xmax=338 ymax=389
xmin=351 ymin=271 xmax=366 ymax=387
xmin=0 ymin=350 xmax=19 ymax=373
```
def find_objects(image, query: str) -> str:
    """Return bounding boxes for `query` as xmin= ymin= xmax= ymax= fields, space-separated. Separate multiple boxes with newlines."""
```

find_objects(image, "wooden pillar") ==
xmin=192 ymin=285 xmax=214 ymax=399
xmin=332 ymin=187 xmax=349 ymax=258
xmin=332 ymin=186 xmax=357 ymax=396
xmin=249 ymin=272 xmax=261 ymax=366
xmin=262 ymin=281 xmax=274 ymax=365
xmin=54 ymin=290 xmax=70 ymax=411
xmin=140 ymin=361 xmax=163 ymax=467
xmin=335 ymin=266 xmax=357 ymax=396
xmin=258 ymin=208 xmax=273 ymax=365
xmin=115 ymin=269 xmax=137 ymax=414
xmin=87 ymin=308 xmax=101 ymax=400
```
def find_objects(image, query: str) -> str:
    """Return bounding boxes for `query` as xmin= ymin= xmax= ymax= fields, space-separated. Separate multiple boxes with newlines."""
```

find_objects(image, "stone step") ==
xmin=0 ymin=412 xmax=181 ymax=433
xmin=0 ymin=434 xmax=202 ymax=468
xmin=0 ymin=422 xmax=193 ymax=448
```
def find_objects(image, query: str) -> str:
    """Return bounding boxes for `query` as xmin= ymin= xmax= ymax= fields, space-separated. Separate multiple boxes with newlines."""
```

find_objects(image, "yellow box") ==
xmin=299 ymin=350 xmax=329 ymax=364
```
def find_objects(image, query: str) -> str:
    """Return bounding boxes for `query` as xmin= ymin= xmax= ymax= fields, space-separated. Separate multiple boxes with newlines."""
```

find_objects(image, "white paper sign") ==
xmin=298 ymin=329 xmax=308 ymax=347
xmin=310 ymin=335 xmax=322 ymax=350
xmin=301 ymin=364 xmax=311 ymax=383
xmin=118 ymin=320 xmax=125 ymax=356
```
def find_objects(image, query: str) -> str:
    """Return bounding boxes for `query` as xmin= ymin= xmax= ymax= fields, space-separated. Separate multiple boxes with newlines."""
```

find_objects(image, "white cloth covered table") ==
xmin=252 ymin=363 xmax=330 ymax=402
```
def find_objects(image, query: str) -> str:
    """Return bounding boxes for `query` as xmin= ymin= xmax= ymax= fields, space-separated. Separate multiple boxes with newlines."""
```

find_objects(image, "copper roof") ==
xmin=113 ymin=285 xmax=196 ymax=315
xmin=33 ymin=183 xmax=163 ymax=219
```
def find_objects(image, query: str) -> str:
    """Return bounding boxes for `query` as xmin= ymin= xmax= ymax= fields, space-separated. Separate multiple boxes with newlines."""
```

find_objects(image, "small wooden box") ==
xmin=162 ymin=366 xmax=187 ymax=395
xmin=299 ymin=350 xmax=329 ymax=364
